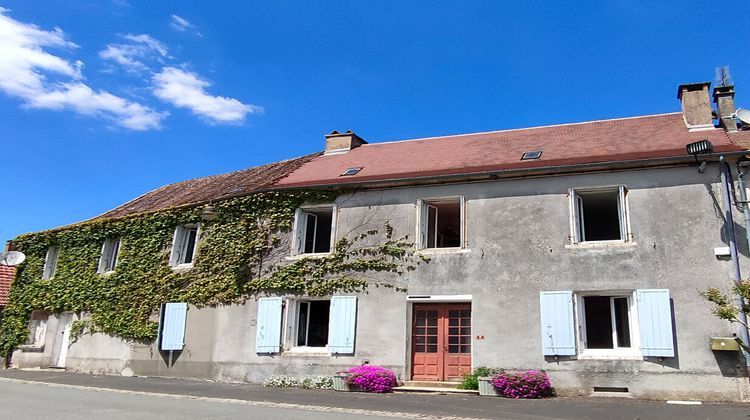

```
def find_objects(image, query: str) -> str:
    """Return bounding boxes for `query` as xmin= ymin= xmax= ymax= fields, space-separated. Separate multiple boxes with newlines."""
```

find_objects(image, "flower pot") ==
xmin=332 ymin=374 xmax=349 ymax=392
xmin=478 ymin=377 xmax=500 ymax=396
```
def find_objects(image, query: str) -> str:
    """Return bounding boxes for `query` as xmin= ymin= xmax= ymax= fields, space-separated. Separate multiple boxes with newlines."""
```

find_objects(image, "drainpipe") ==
xmin=720 ymin=156 xmax=750 ymax=364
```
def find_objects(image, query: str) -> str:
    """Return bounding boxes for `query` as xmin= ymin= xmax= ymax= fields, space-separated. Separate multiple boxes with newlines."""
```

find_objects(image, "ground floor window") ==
xmin=581 ymin=295 xmax=632 ymax=350
xmin=295 ymin=300 xmax=330 ymax=347
xmin=539 ymin=289 xmax=674 ymax=358
xmin=28 ymin=311 xmax=48 ymax=346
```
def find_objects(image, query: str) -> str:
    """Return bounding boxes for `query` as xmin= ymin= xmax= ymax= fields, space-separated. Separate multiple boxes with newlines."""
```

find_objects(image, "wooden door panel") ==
xmin=412 ymin=303 xmax=471 ymax=381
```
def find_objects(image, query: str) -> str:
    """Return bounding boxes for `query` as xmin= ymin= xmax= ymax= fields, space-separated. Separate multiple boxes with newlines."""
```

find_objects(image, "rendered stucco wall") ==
xmin=18 ymin=163 xmax=750 ymax=401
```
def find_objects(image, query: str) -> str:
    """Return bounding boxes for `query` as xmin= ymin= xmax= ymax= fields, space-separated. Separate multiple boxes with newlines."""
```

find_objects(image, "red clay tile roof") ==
xmin=0 ymin=265 xmax=15 ymax=306
xmin=276 ymin=113 xmax=747 ymax=188
xmin=96 ymin=154 xmax=318 ymax=220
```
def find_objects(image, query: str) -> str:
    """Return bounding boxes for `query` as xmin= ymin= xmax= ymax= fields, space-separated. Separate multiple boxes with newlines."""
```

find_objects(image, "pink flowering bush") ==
xmin=490 ymin=370 xmax=553 ymax=399
xmin=345 ymin=365 xmax=398 ymax=393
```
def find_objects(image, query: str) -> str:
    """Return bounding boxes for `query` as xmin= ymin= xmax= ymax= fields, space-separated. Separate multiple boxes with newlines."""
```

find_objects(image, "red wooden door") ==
xmin=412 ymin=303 xmax=471 ymax=381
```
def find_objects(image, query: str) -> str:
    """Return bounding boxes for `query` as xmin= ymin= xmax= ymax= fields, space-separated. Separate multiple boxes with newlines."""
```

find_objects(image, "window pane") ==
xmin=613 ymin=297 xmax=631 ymax=348
xmin=312 ymin=210 xmax=332 ymax=253
xmin=304 ymin=213 xmax=317 ymax=254
xmin=578 ymin=190 xmax=622 ymax=241
xmin=427 ymin=345 xmax=438 ymax=352
xmin=296 ymin=302 xmax=309 ymax=346
xmin=449 ymin=318 xmax=459 ymax=326
xmin=182 ymin=228 xmax=198 ymax=264
xmin=427 ymin=336 xmax=437 ymax=344
xmin=584 ymin=296 xmax=614 ymax=349
xmin=448 ymin=345 xmax=459 ymax=353
xmin=427 ymin=205 xmax=438 ymax=248
xmin=415 ymin=336 xmax=425 ymax=344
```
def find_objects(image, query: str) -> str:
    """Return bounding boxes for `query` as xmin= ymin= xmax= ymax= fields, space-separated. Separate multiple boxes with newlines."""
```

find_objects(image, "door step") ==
xmin=394 ymin=381 xmax=478 ymax=394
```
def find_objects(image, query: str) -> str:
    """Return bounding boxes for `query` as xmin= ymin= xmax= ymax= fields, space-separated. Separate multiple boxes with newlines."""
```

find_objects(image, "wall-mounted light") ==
xmin=686 ymin=139 xmax=713 ymax=173
xmin=200 ymin=204 xmax=219 ymax=221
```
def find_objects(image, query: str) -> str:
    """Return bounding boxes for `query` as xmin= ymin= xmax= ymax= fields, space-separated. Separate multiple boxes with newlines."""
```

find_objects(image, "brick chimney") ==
xmin=324 ymin=130 xmax=367 ymax=155
xmin=677 ymin=82 xmax=714 ymax=131
xmin=713 ymin=85 xmax=738 ymax=132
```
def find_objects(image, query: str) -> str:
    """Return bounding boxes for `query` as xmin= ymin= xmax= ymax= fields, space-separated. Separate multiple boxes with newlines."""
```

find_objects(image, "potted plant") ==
xmin=337 ymin=365 xmax=398 ymax=393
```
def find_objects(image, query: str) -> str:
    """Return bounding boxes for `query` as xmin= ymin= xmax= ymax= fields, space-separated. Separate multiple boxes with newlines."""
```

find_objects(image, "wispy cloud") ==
xmin=0 ymin=9 xmax=166 ymax=130
xmin=99 ymin=33 xmax=168 ymax=73
xmin=170 ymin=14 xmax=201 ymax=37
xmin=152 ymin=67 xmax=260 ymax=124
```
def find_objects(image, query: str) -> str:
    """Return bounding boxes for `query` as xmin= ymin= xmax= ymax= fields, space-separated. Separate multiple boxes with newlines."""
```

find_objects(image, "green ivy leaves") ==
xmin=0 ymin=190 xmax=423 ymax=357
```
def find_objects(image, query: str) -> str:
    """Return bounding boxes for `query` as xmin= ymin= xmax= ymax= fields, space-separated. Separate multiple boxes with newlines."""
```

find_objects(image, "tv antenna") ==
xmin=0 ymin=250 xmax=25 ymax=266
xmin=716 ymin=66 xmax=733 ymax=87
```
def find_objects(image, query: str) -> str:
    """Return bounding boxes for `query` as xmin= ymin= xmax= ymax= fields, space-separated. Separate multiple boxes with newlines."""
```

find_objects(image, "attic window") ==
xmin=341 ymin=167 xmax=363 ymax=176
xmin=521 ymin=151 xmax=542 ymax=160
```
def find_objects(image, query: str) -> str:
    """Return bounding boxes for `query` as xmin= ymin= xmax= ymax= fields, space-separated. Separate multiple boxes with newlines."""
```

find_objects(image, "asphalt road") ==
xmin=0 ymin=380 xmax=399 ymax=420
xmin=0 ymin=369 xmax=749 ymax=420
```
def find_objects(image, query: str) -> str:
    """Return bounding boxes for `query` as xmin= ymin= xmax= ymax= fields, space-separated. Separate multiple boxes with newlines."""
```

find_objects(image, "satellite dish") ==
xmin=736 ymin=108 xmax=750 ymax=125
xmin=0 ymin=251 xmax=26 ymax=266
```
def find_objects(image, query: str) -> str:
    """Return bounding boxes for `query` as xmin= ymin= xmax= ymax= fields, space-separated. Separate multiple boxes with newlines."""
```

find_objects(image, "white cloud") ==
xmin=0 ymin=10 xmax=166 ymax=130
xmin=99 ymin=33 xmax=168 ymax=72
xmin=153 ymin=67 xmax=260 ymax=124
xmin=170 ymin=14 xmax=202 ymax=37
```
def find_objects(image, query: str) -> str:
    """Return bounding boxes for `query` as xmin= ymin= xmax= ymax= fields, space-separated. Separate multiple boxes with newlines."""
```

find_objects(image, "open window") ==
xmin=540 ymin=289 xmax=674 ymax=358
xmin=571 ymin=186 xmax=629 ymax=243
xmin=42 ymin=246 xmax=59 ymax=280
xmin=254 ymin=296 xmax=357 ymax=355
xmin=170 ymin=225 xmax=199 ymax=267
xmin=295 ymin=300 xmax=330 ymax=347
xmin=97 ymin=238 xmax=121 ymax=274
xmin=27 ymin=311 xmax=48 ymax=347
xmin=418 ymin=197 xmax=464 ymax=249
xmin=579 ymin=295 xmax=633 ymax=351
xmin=293 ymin=206 xmax=335 ymax=255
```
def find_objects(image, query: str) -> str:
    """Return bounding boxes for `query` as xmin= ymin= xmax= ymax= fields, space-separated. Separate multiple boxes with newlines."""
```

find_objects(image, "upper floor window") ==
xmin=170 ymin=225 xmax=199 ymax=267
xmin=42 ymin=246 xmax=59 ymax=280
xmin=293 ymin=206 xmax=335 ymax=255
xmin=98 ymin=237 xmax=121 ymax=274
xmin=418 ymin=197 xmax=464 ymax=249
xmin=570 ymin=186 xmax=629 ymax=244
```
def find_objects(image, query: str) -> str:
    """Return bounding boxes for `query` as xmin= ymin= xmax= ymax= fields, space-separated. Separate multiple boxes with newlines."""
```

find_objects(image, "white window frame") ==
xmin=416 ymin=196 xmax=466 ymax=251
xmin=42 ymin=246 xmax=59 ymax=280
xmin=28 ymin=311 xmax=48 ymax=347
xmin=97 ymin=237 xmax=121 ymax=274
xmin=291 ymin=205 xmax=337 ymax=256
xmin=575 ymin=291 xmax=641 ymax=359
xmin=569 ymin=185 xmax=631 ymax=245
xmin=283 ymin=297 xmax=332 ymax=353
xmin=169 ymin=224 xmax=200 ymax=268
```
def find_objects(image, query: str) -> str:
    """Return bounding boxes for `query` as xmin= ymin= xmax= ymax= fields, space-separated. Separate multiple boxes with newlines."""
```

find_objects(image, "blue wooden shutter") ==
xmin=327 ymin=296 xmax=357 ymax=354
xmin=256 ymin=297 xmax=283 ymax=353
xmin=539 ymin=291 xmax=576 ymax=356
xmin=636 ymin=289 xmax=674 ymax=357
xmin=160 ymin=302 xmax=188 ymax=351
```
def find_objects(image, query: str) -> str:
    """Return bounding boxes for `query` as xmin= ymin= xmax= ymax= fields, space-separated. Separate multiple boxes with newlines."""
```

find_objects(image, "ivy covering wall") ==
xmin=0 ymin=190 xmax=424 ymax=357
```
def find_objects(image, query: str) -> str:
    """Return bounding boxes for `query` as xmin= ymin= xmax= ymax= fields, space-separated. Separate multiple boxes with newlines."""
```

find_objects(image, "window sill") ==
xmin=170 ymin=263 xmax=194 ymax=273
xmin=98 ymin=270 xmax=116 ymax=277
xmin=565 ymin=241 xmax=637 ymax=250
xmin=418 ymin=248 xmax=470 ymax=255
xmin=282 ymin=347 xmax=331 ymax=357
xmin=577 ymin=351 xmax=643 ymax=360
xmin=19 ymin=344 xmax=45 ymax=353
xmin=286 ymin=252 xmax=332 ymax=261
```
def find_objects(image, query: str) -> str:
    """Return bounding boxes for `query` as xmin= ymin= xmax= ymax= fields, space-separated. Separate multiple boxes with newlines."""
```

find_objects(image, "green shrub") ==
xmin=458 ymin=367 xmax=503 ymax=390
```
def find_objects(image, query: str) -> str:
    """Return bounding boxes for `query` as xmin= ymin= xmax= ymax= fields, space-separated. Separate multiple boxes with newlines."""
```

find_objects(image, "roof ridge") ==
xmin=367 ymin=112 xmax=687 ymax=146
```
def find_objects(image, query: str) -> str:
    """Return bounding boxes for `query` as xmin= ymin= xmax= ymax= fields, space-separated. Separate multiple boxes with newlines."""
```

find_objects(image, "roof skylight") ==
xmin=340 ymin=167 xmax=363 ymax=176
xmin=521 ymin=151 xmax=542 ymax=160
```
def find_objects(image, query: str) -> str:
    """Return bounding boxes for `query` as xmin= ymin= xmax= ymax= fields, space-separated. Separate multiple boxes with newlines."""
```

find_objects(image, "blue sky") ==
xmin=1 ymin=1 xmax=749 ymax=243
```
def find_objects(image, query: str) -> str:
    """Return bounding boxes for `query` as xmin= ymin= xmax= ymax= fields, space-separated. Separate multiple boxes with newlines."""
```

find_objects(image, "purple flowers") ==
xmin=345 ymin=365 xmax=398 ymax=393
xmin=490 ymin=370 xmax=553 ymax=399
